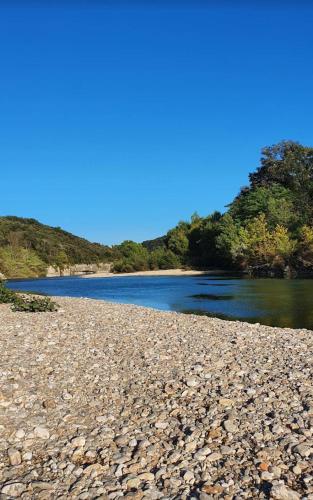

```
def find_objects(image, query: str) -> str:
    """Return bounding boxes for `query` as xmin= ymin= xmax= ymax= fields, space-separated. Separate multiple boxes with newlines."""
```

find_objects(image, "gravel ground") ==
xmin=0 ymin=297 xmax=312 ymax=499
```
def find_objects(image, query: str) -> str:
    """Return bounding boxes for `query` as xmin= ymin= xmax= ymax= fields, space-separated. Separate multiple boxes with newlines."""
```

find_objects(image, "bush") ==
xmin=0 ymin=281 xmax=17 ymax=303
xmin=12 ymin=295 xmax=58 ymax=312
xmin=0 ymin=280 xmax=58 ymax=312
xmin=112 ymin=259 xmax=136 ymax=273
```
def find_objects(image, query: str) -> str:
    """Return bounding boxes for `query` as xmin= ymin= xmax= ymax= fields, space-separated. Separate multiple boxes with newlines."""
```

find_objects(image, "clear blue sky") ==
xmin=1 ymin=1 xmax=313 ymax=245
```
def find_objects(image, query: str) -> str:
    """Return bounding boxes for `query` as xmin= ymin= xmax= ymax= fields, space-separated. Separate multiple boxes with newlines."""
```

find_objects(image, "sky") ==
xmin=1 ymin=1 xmax=313 ymax=245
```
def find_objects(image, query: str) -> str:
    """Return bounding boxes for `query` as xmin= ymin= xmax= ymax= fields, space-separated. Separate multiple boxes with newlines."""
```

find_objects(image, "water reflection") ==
xmin=189 ymin=294 xmax=234 ymax=300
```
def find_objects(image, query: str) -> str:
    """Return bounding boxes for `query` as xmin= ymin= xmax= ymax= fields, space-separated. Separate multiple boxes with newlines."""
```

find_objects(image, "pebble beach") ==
xmin=0 ymin=297 xmax=312 ymax=499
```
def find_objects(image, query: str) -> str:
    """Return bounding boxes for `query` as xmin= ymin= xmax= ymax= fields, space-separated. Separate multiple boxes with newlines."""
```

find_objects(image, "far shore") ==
xmin=81 ymin=268 xmax=222 ymax=279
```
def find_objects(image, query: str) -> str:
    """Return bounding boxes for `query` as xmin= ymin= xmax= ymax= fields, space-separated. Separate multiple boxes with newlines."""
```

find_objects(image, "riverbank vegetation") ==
xmin=0 ymin=280 xmax=58 ymax=312
xmin=1 ymin=141 xmax=313 ymax=278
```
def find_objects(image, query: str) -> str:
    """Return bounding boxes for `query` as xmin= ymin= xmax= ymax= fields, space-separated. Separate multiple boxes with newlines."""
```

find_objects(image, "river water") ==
xmin=7 ymin=274 xmax=313 ymax=329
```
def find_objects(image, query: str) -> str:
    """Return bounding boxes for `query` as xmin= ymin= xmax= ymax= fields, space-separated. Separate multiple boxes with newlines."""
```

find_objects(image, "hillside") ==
xmin=0 ymin=217 xmax=113 ymax=278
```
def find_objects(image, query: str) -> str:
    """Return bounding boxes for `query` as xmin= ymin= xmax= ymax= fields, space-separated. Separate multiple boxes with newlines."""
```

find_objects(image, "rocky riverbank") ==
xmin=0 ymin=298 xmax=312 ymax=499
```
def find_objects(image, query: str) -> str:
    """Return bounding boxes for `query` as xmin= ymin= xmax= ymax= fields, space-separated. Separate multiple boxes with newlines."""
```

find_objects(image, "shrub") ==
xmin=12 ymin=295 xmax=58 ymax=312
xmin=0 ymin=280 xmax=58 ymax=312
xmin=0 ymin=281 xmax=17 ymax=303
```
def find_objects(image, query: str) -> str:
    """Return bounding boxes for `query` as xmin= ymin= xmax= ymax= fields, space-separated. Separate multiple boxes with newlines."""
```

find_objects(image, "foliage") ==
xmin=112 ymin=241 xmax=150 ymax=273
xmin=149 ymin=248 xmax=181 ymax=270
xmin=112 ymin=241 xmax=181 ymax=273
xmin=229 ymin=184 xmax=297 ymax=229
xmin=0 ymin=246 xmax=47 ymax=279
xmin=166 ymin=225 xmax=189 ymax=258
xmin=11 ymin=295 xmax=58 ymax=312
xmin=215 ymin=214 xmax=246 ymax=267
xmin=249 ymin=141 xmax=313 ymax=225
xmin=188 ymin=212 xmax=223 ymax=267
xmin=0 ymin=280 xmax=58 ymax=312
xmin=142 ymin=236 xmax=166 ymax=251
xmin=296 ymin=225 xmax=313 ymax=268
xmin=0 ymin=280 xmax=17 ymax=303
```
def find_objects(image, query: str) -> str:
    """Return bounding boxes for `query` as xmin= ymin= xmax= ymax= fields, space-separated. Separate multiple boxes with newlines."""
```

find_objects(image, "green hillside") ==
xmin=0 ymin=217 xmax=113 ymax=278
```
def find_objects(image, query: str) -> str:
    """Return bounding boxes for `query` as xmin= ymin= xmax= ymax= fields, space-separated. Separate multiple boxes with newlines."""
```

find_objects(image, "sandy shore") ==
xmin=0 ymin=297 xmax=312 ymax=499
xmin=82 ymin=269 xmax=215 ymax=279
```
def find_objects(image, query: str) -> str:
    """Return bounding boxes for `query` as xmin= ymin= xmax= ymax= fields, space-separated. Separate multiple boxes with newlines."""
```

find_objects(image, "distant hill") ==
xmin=142 ymin=235 xmax=166 ymax=251
xmin=0 ymin=216 xmax=113 ymax=278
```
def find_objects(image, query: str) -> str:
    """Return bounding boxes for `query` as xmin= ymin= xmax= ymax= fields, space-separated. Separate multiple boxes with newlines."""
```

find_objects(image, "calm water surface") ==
xmin=7 ymin=274 xmax=313 ymax=330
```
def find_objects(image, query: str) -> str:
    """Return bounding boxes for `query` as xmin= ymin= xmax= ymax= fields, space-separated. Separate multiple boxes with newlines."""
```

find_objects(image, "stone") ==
xmin=82 ymin=463 xmax=105 ymax=477
xmin=34 ymin=426 xmax=50 ymax=439
xmin=219 ymin=398 xmax=234 ymax=407
xmin=138 ymin=472 xmax=155 ymax=481
xmin=292 ymin=465 xmax=302 ymax=475
xmin=1 ymin=482 xmax=26 ymax=497
xmin=186 ymin=377 xmax=199 ymax=387
xmin=270 ymin=483 xmax=301 ymax=500
xmin=185 ymin=440 xmax=197 ymax=452
xmin=223 ymin=419 xmax=238 ymax=433
xmin=8 ymin=448 xmax=22 ymax=466
xmin=206 ymin=452 xmax=222 ymax=462
xmin=202 ymin=484 xmax=224 ymax=494
xmin=43 ymin=398 xmax=56 ymax=409
xmin=259 ymin=462 xmax=269 ymax=471
xmin=183 ymin=470 xmax=195 ymax=483
xmin=293 ymin=443 xmax=312 ymax=458
xmin=127 ymin=477 xmax=141 ymax=489
xmin=155 ymin=421 xmax=168 ymax=429
xmin=22 ymin=451 xmax=33 ymax=461
xmin=71 ymin=436 xmax=86 ymax=447
xmin=15 ymin=428 xmax=25 ymax=439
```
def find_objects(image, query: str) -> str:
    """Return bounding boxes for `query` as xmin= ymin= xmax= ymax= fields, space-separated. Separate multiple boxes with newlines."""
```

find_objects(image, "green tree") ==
xmin=297 ymin=226 xmax=313 ymax=268
xmin=229 ymin=184 xmax=297 ymax=229
xmin=149 ymin=248 xmax=181 ymax=270
xmin=215 ymin=214 xmax=245 ymax=267
xmin=54 ymin=250 xmax=69 ymax=272
xmin=248 ymin=141 xmax=313 ymax=224
xmin=166 ymin=226 xmax=189 ymax=258
xmin=270 ymin=225 xmax=296 ymax=269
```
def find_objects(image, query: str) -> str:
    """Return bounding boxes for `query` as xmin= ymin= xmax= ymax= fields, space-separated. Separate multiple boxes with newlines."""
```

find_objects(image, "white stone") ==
xmin=71 ymin=436 xmax=86 ymax=447
xmin=15 ymin=429 xmax=25 ymax=440
xmin=1 ymin=482 xmax=26 ymax=497
xmin=8 ymin=448 xmax=21 ymax=466
xmin=34 ymin=426 xmax=50 ymax=439
xmin=270 ymin=483 xmax=300 ymax=500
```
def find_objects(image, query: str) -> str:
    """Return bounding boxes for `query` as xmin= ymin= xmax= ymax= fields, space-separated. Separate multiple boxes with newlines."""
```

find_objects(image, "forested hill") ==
xmin=0 ymin=217 xmax=113 ymax=278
